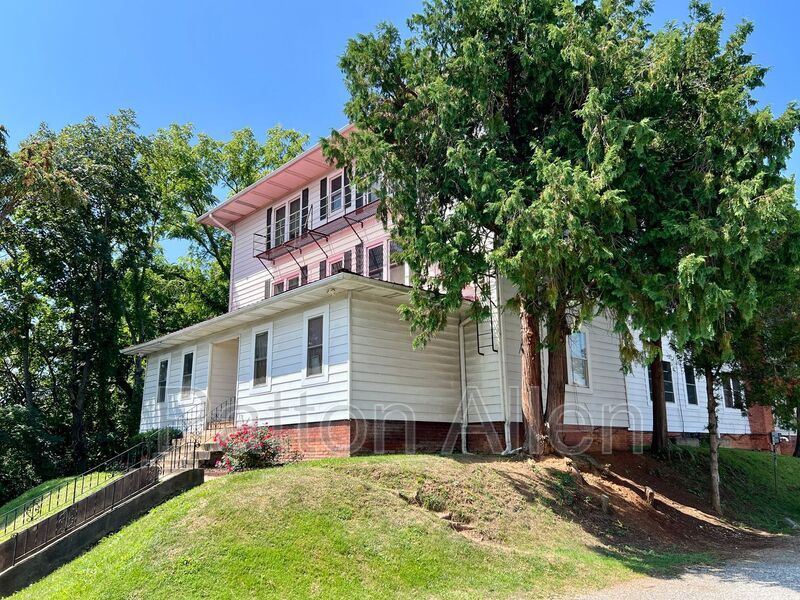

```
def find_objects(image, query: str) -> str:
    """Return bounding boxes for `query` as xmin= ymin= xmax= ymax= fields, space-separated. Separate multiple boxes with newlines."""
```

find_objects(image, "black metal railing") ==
xmin=0 ymin=440 xmax=198 ymax=571
xmin=253 ymin=198 xmax=379 ymax=262
xmin=206 ymin=397 xmax=236 ymax=431
xmin=0 ymin=442 xmax=157 ymax=542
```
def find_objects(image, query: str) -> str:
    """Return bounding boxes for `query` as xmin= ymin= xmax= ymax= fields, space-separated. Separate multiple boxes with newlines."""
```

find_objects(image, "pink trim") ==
xmin=200 ymin=124 xmax=355 ymax=228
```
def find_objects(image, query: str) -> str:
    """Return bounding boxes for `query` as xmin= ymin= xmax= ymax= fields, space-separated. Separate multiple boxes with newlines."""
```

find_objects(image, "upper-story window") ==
xmin=274 ymin=206 xmax=286 ymax=246
xmin=288 ymin=197 xmax=301 ymax=240
xmin=329 ymin=174 xmax=343 ymax=214
xmin=368 ymin=244 xmax=384 ymax=279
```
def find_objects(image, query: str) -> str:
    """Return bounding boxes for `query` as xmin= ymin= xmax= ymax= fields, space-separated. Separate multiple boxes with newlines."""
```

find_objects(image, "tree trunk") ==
xmin=544 ymin=311 xmax=568 ymax=449
xmin=647 ymin=339 xmax=669 ymax=454
xmin=794 ymin=406 xmax=800 ymax=458
xmin=705 ymin=365 xmax=722 ymax=515
xmin=20 ymin=303 xmax=34 ymax=410
xmin=520 ymin=304 xmax=545 ymax=456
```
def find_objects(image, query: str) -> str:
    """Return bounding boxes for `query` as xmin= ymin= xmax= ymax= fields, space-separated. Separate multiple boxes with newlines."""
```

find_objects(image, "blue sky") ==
xmin=2 ymin=1 xmax=798 ymax=260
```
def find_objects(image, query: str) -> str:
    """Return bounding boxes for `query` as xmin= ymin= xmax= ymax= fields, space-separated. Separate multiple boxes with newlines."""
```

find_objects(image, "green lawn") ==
xmin=1 ymin=472 xmax=116 ymax=541
xmin=664 ymin=446 xmax=800 ymax=532
xmin=13 ymin=455 xmax=703 ymax=600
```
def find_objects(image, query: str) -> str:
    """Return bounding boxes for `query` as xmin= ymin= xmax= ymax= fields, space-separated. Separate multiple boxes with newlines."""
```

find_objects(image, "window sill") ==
xmin=565 ymin=384 xmax=592 ymax=395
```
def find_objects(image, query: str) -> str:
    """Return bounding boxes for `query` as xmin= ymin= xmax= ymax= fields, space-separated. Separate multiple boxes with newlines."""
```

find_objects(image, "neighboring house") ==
xmin=122 ymin=127 xmax=778 ymax=457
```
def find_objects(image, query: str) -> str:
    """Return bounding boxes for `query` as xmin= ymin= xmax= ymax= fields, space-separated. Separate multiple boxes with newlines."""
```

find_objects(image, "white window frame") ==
xmin=250 ymin=322 xmax=273 ymax=391
xmin=273 ymin=271 xmax=300 ymax=296
xmin=327 ymin=253 xmax=345 ymax=275
xmin=326 ymin=171 xmax=345 ymax=218
xmin=366 ymin=241 xmax=386 ymax=280
xmin=565 ymin=330 xmax=592 ymax=393
xmin=180 ymin=346 xmax=196 ymax=401
xmin=302 ymin=304 xmax=329 ymax=384
xmin=156 ymin=354 xmax=170 ymax=403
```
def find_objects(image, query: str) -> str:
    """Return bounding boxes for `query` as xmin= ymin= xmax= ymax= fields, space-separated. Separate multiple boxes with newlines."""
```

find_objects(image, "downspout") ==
xmin=458 ymin=317 xmax=470 ymax=454
xmin=494 ymin=277 xmax=513 ymax=455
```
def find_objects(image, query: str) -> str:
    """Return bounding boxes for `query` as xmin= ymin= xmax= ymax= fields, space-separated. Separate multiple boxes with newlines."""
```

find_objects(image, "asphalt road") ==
xmin=577 ymin=540 xmax=800 ymax=599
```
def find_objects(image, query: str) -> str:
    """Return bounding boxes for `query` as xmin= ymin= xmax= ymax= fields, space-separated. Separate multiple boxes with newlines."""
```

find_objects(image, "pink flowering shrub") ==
xmin=214 ymin=423 xmax=297 ymax=472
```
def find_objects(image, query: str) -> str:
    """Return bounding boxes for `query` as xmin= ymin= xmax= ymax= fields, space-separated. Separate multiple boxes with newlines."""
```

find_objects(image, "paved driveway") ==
xmin=577 ymin=540 xmax=800 ymax=599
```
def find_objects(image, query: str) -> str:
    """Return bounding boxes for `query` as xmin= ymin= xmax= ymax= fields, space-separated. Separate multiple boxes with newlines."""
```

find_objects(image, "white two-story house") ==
xmin=123 ymin=126 xmax=773 ymax=458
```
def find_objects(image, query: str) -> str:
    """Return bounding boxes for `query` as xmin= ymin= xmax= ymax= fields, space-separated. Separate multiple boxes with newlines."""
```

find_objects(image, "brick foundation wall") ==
xmin=268 ymin=418 xmax=786 ymax=459
xmin=350 ymin=419 xmax=462 ymax=455
xmin=271 ymin=420 xmax=351 ymax=459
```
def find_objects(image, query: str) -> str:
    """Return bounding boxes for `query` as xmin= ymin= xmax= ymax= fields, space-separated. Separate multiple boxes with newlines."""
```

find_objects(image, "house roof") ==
xmin=198 ymin=124 xmax=355 ymax=230
xmin=121 ymin=272 xmax=421 ymax=356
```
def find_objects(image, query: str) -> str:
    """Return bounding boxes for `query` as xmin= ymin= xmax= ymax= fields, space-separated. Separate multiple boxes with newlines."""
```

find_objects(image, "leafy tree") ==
xmin=326 ymin=0 xmax=663 ymax=453
xmin=658 ymin=5 xmax=800 ymax=512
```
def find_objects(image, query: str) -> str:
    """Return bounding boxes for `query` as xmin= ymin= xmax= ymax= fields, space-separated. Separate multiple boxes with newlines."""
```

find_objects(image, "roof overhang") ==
xmin=198 ymin=124 xmax=355 ymax=229
xmin=121 ymin=272 xmax=436 ymax=356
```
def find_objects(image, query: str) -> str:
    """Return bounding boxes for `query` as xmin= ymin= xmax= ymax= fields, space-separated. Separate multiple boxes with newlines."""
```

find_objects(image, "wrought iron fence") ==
xmin=0 ymin=440 xmax=198 ymax=571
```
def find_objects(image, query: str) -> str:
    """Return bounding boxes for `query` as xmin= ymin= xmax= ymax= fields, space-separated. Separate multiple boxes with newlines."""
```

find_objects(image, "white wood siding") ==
xmin=235 ymin=298 xmax=350 ymax=425
xmin=350 ymin=296 xmax=462 ymax=423
xmin=139 ymin=342 xmax=209 ymax=432
xmin=624 ymin=338 xmax=751 ymax=435
xmin=463 ymin=318 xmax=504 ymax=423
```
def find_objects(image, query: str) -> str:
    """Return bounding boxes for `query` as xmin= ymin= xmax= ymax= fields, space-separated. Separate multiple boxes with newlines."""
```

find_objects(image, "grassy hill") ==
xmin=12 ymin=455 xmax=710 ymax=600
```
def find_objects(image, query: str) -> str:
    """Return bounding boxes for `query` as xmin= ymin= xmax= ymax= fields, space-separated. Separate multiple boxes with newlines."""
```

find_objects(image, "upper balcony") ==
xmin=253 ymin=185 xmax=379 ymax=264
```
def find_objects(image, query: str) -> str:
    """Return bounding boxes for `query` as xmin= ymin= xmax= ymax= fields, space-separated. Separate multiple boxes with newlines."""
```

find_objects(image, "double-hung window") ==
xmin=306 ymin=316 xmax=324 ymax=377
xmin=684 ymin=364 xmax=698 ymax=405
xmin=648 ymin=361 xmax=675 ymax=402
xmin=329 ymin=174 xmax=343 ymax=214
xmin=274 ymin=206 xmax=286 ymax=246
xmin=287 ymin=276 xmax=300 ymax=290
xmin=181 ymin=351 xmax=194 ymax=399
xmin=273 ymin=281 xmax=285 ymax=295
xmin=722 ymin=375 xmax=744 ymax=409
xmin=253 ymin=329 xmax=270 ymax=387
xmin=567 ymin=332 xmax=589 ymax=388
xmin=288 ymin=198 xmax=301 ymax=240
xmin=368 ymin=244 xmax=384 ymax=279
xmin=329 ymin=257 xmax=344 ymax=275
xmin=157 ymin=358 xmax=169 ymax=403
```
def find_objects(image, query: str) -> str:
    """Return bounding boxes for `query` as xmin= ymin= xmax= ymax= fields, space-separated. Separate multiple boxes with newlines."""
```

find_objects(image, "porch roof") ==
xmin=121 ymin=272 xmax=419 ymax=356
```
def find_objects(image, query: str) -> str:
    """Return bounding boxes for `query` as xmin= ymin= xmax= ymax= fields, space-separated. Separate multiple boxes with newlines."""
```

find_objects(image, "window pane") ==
xmin=307 ymin=316 xmax=323 ymax=347
xmin=663 ymin=361 xmax=674 ymax=402
xmin=732 ymin=378 xmax=744 ymax=409
xmin=182 ymin=352 xmax=194 ymax=392
xmin=288 ymin=277 xmax=300 ymax=290
xmin=158 ymin=360 xmax=169 ymax=402
xmin=288 ymin=198 xmax=301 ymax=239
xmin=274 ymin=206 xmax=286 ymax=245
xmin=368 ymin=245 xmax=384 ymax=279
xmin=330 ymin=260 xmax=343 ymax=275
xmin=307 ymin=346 xmax=323 ymax=376
xmin=568 ymin=333 xmax=588 ymax=387
xmin=684 ymin=364 xmax=698 ymax=405
xmin=722 ymin=375 xmax=734 ymax=408
xmin=274 ymin=281 xmax=285 ymax=295
xmin=253 ymin=331 xmax=268 ymax=385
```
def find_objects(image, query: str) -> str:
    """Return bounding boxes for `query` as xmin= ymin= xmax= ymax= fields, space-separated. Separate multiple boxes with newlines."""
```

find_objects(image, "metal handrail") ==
xmin=2 ymin=440 xmax=199 ymax=569
xmin=206 ymin=397 xmax=236 ymax=431
xmin=0 ymin=441 xmax=156 ymax=539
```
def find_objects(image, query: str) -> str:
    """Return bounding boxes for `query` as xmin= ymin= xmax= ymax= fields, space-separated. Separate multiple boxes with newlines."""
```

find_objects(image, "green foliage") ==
xmin=0 ymin=113 xmax=307 ymax=497
xmin=328 ymin=0 xmax=657 ymax=348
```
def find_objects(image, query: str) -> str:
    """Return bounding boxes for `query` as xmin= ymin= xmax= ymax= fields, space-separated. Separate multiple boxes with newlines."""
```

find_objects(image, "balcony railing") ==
xmin=253 ymin=197 xmax=379 ymax=263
